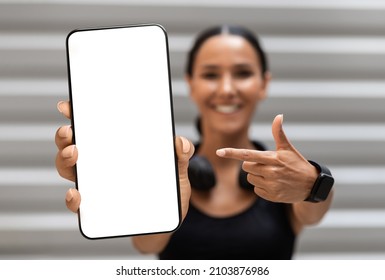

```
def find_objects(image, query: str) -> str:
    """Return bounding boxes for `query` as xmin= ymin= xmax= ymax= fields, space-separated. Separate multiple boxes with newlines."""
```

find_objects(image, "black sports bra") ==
xmin=158 ymin=197 xmax=296 ymax=260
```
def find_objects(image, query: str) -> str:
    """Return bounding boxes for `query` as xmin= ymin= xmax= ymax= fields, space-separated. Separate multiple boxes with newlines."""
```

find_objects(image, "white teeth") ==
xmin=215 ymin=105 xmax=239 ymax=114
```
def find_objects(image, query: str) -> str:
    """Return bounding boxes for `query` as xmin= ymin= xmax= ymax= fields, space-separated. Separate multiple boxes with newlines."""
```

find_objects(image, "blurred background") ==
xmin=0 ymin=0 xmax=384 ymax=259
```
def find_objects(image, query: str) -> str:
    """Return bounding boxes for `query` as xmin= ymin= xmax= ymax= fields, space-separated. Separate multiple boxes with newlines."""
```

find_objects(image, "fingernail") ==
xmin=66 ymin=189 xmax=73 ymax=202
xmin=180 ymin=136 xmax=190 ymax=154
xmin=58 ymin=125 xmax=70 ymax=138
xmin=280 ymin=114 xmax=284 ymax=124
xmin=57 ymin=101 xmax=65 ymax=114
xmin=62 ymin=145 xmax=75 ymax=159
xmin=216 ymin=149 xmax=225 ymax=157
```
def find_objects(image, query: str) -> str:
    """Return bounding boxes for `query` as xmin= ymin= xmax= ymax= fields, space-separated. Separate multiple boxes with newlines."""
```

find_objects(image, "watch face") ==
xmin=316 ymin=174 xmax=334 ymax=201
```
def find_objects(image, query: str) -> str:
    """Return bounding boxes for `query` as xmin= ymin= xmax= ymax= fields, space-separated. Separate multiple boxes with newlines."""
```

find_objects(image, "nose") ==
xmin=217 ymin=74 xmax=236 ymax=97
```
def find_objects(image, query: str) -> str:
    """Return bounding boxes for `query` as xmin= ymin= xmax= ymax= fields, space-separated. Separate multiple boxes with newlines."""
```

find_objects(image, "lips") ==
xmin=214 ymin=104 xmax=240 ymax=114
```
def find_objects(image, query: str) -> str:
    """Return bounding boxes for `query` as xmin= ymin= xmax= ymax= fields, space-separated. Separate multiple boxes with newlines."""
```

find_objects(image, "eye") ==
xmin=201 ymin=72 xmax=219 ymax=80
xmin=234 ymin=70 xmax=254 ymax=78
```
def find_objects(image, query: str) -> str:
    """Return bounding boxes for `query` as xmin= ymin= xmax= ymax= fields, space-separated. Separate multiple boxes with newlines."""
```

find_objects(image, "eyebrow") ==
xmin=200 ymin=63 xmax=255 ymax=70
xmin=233 ymin=63 xmax=255 ymax=69
xmin=200 ymin=64 xmax=219 ymax=70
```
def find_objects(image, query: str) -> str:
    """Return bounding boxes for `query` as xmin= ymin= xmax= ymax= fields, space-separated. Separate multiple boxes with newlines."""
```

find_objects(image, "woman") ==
xmin=56 ymin=25 xmax=333 ymax=259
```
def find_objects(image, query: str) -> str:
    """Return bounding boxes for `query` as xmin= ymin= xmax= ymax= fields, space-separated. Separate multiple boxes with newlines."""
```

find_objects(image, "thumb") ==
xmin=272 ymin=114 xmax=293 ymax=151
xmin=175 ymin=136 xmax=194 ymax=178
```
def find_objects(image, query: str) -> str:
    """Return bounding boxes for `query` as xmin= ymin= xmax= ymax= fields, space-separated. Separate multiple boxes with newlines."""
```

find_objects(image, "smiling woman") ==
xmin=57 ymin=25 xmax=334 ymax=260
xmin=131 ymin=25 xmax=334 ymax=259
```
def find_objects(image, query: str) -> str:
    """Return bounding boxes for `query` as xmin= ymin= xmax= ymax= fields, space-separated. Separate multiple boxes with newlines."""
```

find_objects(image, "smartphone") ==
xmin=66 ymin=24 xmax=180 ymax=239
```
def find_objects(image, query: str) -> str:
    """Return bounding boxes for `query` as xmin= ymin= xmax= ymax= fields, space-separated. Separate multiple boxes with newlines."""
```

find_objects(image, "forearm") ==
xmin=132 ymin=232 xmax=173 ymax=254
xmin=292 ymin=189 xmax=334 ymax=226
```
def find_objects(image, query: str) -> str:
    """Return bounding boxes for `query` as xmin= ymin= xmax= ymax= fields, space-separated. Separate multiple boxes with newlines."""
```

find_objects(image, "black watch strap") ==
xmin=305 ymin=160 xmax=334 ymax=203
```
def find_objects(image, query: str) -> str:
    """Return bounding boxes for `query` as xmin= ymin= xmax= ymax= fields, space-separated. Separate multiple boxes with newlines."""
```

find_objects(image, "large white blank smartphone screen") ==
xmin=66 ymin=24 xmax=180 ymax=239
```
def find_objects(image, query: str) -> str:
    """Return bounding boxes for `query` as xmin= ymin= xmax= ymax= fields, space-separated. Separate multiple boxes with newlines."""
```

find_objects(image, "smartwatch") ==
xmin=305 ymin=160 xmax=334 ymax=203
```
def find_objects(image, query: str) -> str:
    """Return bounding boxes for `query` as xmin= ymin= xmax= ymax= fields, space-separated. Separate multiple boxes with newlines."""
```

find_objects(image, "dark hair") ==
xmin=185 ymin=25 xmax=268 ymax=77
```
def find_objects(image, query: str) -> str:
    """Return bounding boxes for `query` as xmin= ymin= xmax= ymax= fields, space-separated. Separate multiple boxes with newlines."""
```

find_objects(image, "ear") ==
xmin=259 ymin=71 xmax=272 ymax=101
xmin=185 ymin=74 xmax=197 ymax=102
xmin=185 ymin=74 xmax=193 ymax=90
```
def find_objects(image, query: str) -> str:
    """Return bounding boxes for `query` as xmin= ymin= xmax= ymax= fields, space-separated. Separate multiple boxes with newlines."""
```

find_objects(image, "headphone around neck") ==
xmin=187 ymin=141 xmax=266 ymax=191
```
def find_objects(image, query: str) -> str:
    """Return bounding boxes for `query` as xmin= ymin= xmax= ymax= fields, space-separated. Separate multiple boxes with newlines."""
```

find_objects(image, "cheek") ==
xmin=198 ymin=80 xmax=217 ymax=92
xmin=237 ymin=79 xmax=264 ymax=97
xmin=190 ymin=80 xmax=217 ymax=100
xmin=238 ymin=83 xmax=266 ymax=112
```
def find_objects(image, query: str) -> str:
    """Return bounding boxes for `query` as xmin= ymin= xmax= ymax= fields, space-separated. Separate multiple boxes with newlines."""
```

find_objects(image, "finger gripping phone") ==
xmin=66 ymin=24 xmax=180 ymax=239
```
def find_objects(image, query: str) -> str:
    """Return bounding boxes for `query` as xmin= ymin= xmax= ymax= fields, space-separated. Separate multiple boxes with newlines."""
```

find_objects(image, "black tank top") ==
xmin=159 ymin=198 xmax=296 ymax=260
xmin=159 ymin=140 xmax=296 ymax=260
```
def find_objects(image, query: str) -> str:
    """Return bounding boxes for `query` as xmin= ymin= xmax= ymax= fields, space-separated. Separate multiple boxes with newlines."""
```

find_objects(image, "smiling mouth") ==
xmin=214 ymin=104 xmax=240 ymax=114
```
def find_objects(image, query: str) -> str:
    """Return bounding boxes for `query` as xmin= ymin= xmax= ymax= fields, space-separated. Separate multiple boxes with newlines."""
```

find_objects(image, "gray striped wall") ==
xmin=0 ymin=0 xmax=384 ymax=259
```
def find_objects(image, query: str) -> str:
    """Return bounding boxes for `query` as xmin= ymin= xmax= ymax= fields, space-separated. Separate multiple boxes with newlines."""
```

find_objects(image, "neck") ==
xmin=197 ymin=130 xmax=254 ymax=167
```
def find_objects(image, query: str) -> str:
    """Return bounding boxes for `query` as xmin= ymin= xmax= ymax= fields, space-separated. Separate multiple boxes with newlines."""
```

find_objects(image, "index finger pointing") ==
xmin=216 ymin=148 xmax=276 ymax=164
